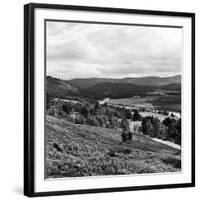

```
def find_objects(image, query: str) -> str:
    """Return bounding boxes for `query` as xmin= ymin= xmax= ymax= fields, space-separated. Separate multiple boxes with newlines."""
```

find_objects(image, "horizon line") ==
xmin=47 ymin=74 xmax=181 ymax=81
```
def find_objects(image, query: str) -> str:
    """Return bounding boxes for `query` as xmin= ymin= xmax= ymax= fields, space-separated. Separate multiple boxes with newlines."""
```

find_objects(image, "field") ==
xmin=140 ymin=112 xmax=171 ymax=121
xmin=108 ymin=96 xmax=156 ymax=109
xmin=46 ymin=115 xmax=181 ymax=178
xmin=107 ymin=95 xmax=181 ymax=112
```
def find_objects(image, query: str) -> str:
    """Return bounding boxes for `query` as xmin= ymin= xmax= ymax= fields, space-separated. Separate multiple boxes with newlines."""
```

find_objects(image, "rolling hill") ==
xmin=46 ymin=76 xmax=181 ymax=99
xmin=157 ymin=83 xmax=181 ymax=91
xmin=69 ymin=75 xmax=181 ymax=89
xmin=47 ymin=76 xmax=80 ymax=98
xmin=82 ymin=82 xmax=154 ymax=98
xmin=46 ymin=115 xmax=181 ymax=178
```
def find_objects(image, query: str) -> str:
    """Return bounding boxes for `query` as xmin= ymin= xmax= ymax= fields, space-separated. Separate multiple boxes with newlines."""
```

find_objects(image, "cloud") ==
xmin=47 ymin=21 xmax=182 ymax=79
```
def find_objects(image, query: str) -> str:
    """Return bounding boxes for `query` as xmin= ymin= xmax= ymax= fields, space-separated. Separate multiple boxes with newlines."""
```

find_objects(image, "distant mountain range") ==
xmin=69 ymin=75 xmax=181 ymax=89
xmin=47 ymin=75 xmax=181 ymax=99
xmin=82 ymin=82 xmax=154 ymax=99
xmin=82 ymin=82 xmax=181 ymax=99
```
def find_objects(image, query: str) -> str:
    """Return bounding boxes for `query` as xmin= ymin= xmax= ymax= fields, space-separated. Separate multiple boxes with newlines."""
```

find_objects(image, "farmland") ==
xmin=107 ymin=96 xmax=156 ymax=109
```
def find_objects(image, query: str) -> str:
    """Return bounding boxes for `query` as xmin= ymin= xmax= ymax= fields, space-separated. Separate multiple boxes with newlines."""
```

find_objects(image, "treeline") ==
xmin=141 ymin=116 xmax=181 ymax=145
xmin=47 ymin=99 xmax=131 ymax=130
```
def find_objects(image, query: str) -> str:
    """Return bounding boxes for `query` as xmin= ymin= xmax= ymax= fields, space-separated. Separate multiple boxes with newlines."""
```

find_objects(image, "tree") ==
xmin=101 ymin=115 xmax=109 ymax=127
xmin=96 ymin=115 xmax=104 ymax=127
xmin=141 ymin=116 xmax=181 ymax=144
xmin=121 ymin=131 xmax=132 ymax=143
xmin=75 ymin=115 xmax=86 ymax=124
xmin=120 ymin=118 xmax=130 ymax=132
xmin=163 ymin=110 xmax=169 ymax=116
xmin=114 ymin=110 xmax=121 ymax=118
xmin=146 ymin=121 xmax=154 ymax=137
xmin=162 ymin=117 xmax=181 ymax=144
xmin=62 ymin=104 xmax=72 ymax=114
xmin=141 ymin=117 xmax=149 ymax=135
xmin=94 ymin=102 xmax=100 ymax=112
xmin=132 ymin=110 xmax=142 ymax=121
xmin=162 ymin=117 xmax=173 ymax=127
xmin=159 ymin=124 xmax=168 ymax=139
xmin=89 ymin=107 xmax=95 ymax=115
xmin=124 ymin=109 xmax=132 ymax=119
xmin=175 ymin=118 xmax=181 ymax=133
xmin=151 ymin=117 xmax=161 ymax=138
xmin=81 ymin=106 xmax=89 ymax=118
xmin=168 ymin=123 xmax=178 ymax=139
xmin=141 ymin=116 xmax=160 ymax=137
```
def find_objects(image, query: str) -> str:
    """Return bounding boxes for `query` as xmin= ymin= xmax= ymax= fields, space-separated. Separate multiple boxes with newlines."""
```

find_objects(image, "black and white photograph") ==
xmin=45 ymin=21 xmax=182 ymax=178
xmin=23 ymin=3 xmax=195 ymax=197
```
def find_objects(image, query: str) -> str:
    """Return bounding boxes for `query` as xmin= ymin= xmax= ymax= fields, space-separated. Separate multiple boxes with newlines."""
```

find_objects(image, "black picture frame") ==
xmin=24 ymin=3 xmax=195 ymax=197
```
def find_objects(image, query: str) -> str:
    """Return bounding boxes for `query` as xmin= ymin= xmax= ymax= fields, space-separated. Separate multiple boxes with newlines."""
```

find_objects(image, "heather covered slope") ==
xmin=46 ymin=115 xmax=181 ymax=178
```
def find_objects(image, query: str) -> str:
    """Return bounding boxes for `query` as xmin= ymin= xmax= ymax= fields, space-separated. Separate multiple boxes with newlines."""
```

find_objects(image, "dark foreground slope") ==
xmin=46 ymin=115 xmax=181 ymax=178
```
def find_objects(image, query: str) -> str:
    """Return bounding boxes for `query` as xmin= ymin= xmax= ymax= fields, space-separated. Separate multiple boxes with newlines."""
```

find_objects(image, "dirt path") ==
xmin=149 ymin=137 xmax=181 ymax=150
xmin=129 ymin=121 xmax=181 ymax=150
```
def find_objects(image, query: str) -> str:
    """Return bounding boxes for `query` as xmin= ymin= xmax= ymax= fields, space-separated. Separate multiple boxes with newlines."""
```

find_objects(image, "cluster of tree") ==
xmin=132 ymin=110 xmax=143 ymax=121
xmin=141 ymin=116 xmax=181 ymax=144
xmin=157 ymin=110 xmax=169 ymax=116
xmin=46 ymin=93 xmax=53 ymax=110
xmin=47 ymin=100 xmax=132 ymax=130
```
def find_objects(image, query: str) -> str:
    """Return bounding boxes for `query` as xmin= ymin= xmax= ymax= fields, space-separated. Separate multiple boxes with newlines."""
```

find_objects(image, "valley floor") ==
xmin=46 ymin=115 xmax=181 ymax=179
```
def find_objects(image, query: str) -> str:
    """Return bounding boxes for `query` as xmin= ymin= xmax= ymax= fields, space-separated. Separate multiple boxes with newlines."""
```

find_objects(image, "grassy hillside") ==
xmin=46 ymin=115 xmax=181 ymax=178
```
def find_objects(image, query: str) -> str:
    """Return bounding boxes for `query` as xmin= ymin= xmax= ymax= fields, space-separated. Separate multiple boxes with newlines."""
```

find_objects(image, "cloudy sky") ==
xmin=47 ymin=21 xmax=182 ymax=80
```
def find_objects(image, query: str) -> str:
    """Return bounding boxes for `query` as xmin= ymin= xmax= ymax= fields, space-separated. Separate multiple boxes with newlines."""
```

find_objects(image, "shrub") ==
xmin=171 ymin=113 xmax=175 ymax=117
xmin=75 ymin=115 xmax=86 ymax=124
xmin=162 ymin=157 xmax=181 ymax=168
xmin=86 ymin=116 xmax=100 ymax=127
xmin=65 ymin=115 xmax=75 ymax=123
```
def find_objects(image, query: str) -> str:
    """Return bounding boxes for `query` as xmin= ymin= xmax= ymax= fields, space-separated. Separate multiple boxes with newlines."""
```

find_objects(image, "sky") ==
xmin=46 ymin=21 xmax=182 ymax=80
